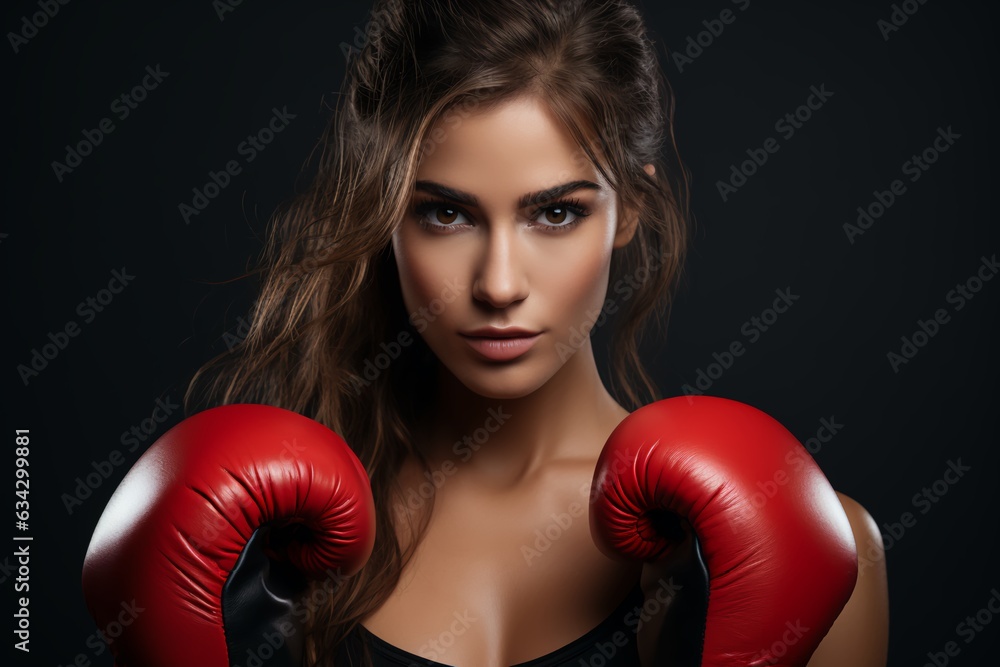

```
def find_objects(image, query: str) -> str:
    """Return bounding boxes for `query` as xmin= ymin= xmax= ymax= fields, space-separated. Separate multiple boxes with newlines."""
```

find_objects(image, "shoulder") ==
xmin=806 ymin=491 xmax=889 ymax=667
xmin=835 ymin=492 xmax=879 ymax=546
xmin=834 ymin=492 xmax=886 ymax=579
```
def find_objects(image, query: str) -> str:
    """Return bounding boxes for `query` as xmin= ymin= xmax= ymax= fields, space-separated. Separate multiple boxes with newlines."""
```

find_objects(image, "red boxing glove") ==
xmin=590 ymin=395 xmax=857 ymax=666
xmin=82 ymin=403 xmax=376 ymax=667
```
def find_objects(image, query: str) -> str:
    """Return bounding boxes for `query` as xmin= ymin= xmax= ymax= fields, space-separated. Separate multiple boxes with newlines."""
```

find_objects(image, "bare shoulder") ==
xmin=835 ymin=492 xmax=878 ymax=536
xmin=806 ymin=491 xmax=889 ymax=667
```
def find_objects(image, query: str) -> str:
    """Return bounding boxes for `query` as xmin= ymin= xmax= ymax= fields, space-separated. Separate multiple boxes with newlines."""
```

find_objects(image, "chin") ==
xmin=445 ymin=356 xmax=558 ymax=401
xmin=462 ymin=380 xmax=538 ymax=401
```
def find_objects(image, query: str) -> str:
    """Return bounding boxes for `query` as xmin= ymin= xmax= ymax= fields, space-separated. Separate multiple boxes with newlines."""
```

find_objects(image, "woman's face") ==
xmin=392 ymin=94 xmax=638 ymax=400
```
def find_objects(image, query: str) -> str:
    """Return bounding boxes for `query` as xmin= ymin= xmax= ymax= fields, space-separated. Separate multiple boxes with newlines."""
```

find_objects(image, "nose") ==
xmin=471 ymin=224 xmax=529 ymax=309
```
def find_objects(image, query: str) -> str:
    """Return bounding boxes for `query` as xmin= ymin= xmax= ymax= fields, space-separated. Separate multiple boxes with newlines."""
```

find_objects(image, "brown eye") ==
xmin=436 ymin=208 xmax=459 ymax=225
xmin=532 ymin=200 xmax=589 ymax=232
xmin=545 ymin=206 xmax=566 ymax=225
xmin=544 ymin=207 xmax=569 ymax=225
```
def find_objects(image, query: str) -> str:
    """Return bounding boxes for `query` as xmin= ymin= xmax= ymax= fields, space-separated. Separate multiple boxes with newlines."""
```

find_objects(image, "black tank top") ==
xmin=334 ymin=583 xmax=645 ymax=666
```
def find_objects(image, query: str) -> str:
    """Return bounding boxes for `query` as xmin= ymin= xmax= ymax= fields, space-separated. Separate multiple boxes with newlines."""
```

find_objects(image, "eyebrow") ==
xmin=413 ymin=179 xmax=602 ymax=209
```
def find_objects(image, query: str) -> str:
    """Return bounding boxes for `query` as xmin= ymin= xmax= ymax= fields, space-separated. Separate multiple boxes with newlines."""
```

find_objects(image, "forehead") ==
xmin=416 ymin=95 xmax=604 ymax=188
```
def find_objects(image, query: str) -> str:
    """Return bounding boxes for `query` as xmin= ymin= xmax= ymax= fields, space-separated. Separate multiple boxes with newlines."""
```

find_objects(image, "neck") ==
xmin=416 ymin=337 xmax=629 ymax=486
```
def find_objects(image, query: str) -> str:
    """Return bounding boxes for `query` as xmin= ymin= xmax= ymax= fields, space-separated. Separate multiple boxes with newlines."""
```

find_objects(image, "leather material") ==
xmin=222 ymin=526 xmax=307 ymax=666
xmin=590 ymin=395 xmax=857 ymax=667
xmin=81 ymin=403 xmax=376 ymax=667
xmin=646 ymin=511 xmax=710 ymax=667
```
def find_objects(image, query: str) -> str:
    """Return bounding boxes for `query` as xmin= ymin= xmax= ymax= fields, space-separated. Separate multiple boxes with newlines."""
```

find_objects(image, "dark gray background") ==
xmin=5 ymin=1 xmax=998 ymax=665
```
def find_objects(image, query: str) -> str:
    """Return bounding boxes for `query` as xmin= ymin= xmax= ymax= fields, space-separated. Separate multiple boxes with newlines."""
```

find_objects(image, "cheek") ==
xmin=539 ymin=227 xmax=615 ymax=324
xmin=392 ymin=230 xmax=467 ymax=320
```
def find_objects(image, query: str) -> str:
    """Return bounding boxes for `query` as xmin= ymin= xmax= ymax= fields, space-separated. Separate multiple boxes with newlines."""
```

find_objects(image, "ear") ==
xmin=613 ymin=163 xmax=655 ymax=249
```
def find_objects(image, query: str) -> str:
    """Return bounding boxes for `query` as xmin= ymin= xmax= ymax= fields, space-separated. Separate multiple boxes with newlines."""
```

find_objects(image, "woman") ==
xmin=185 ymin=0 xmax=889 ymax=664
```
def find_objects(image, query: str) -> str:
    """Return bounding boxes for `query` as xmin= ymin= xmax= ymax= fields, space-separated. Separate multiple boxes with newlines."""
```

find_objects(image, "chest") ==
xmin=361 ymin=465 xmax=640 ymax=666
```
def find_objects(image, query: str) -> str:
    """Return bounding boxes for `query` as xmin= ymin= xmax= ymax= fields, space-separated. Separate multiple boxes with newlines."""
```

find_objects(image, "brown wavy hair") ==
xmin=183 ymin=0 xmax=692 ymax=663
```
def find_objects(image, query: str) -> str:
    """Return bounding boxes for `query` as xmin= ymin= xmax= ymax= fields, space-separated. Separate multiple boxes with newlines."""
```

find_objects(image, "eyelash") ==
xmin=411 ymin=197 xmax=592 ymax=234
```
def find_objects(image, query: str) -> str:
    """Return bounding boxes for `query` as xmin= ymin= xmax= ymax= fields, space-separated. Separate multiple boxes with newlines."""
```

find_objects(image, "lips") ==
xmin=459 ymin=327 xmax=542 ymax=361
